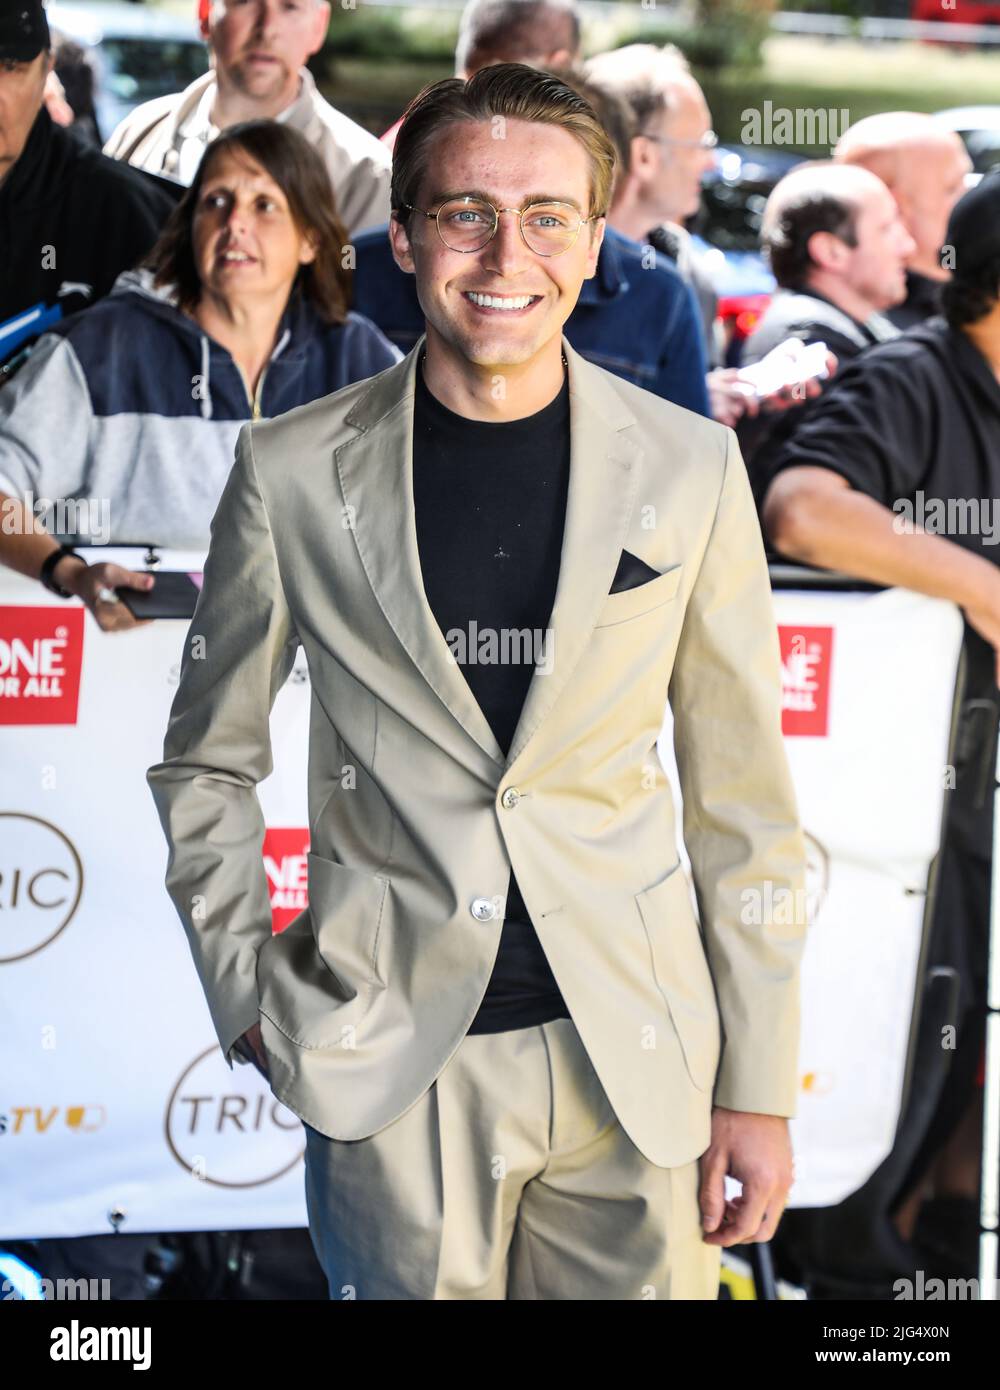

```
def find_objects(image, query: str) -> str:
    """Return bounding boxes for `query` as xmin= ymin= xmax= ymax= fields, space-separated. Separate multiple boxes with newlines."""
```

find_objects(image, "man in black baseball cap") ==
xmin=757 ymin=173 xmax=1000 ymax=1289
xmin=0 ymin=1 xmax=49 ymax=56
xmin=0 ymin=2 xmax=51 ymax=187
xmin=0 ymin=0 xmax=174 ymax=366
xmin=0 ymin=1 xmax=49 ymax=60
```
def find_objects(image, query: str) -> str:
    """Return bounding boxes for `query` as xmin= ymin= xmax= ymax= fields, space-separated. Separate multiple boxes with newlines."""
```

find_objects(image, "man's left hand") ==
xmin=698 ymin=1107 xmax=795 ymax=1246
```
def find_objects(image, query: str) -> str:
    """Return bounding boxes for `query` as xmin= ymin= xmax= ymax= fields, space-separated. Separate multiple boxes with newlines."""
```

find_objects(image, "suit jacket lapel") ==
xmin=335 ymin=332 xmax=643 ymax=773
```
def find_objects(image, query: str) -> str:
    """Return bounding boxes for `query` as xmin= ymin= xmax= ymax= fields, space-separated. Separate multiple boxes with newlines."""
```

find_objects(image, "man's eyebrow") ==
xmin=425 ymin=188 xmax=585 ymax=212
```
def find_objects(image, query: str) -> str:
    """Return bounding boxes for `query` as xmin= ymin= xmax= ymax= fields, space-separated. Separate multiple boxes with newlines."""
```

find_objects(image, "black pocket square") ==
xmin=608 ymin=550 xmax=662 ymax=595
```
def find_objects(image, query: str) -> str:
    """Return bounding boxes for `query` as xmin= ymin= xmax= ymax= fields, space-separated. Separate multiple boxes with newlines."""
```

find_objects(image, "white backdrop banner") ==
xmin=1 ymin=555 xmax=963 ymax=1236
xmin=1 ymin=550 xmax=313 ymax=1240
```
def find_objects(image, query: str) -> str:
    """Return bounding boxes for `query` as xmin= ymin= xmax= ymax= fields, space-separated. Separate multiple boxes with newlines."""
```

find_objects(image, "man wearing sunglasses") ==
xmin=149 ymin=62 xmax=807 ymax=1301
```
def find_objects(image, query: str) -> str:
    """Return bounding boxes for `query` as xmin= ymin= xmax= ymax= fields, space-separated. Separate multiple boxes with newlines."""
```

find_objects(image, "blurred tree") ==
xmin=694 ymin=0 xmax=775 ymax=66
xmin=697 ymin=0 xmax=776 ymax=22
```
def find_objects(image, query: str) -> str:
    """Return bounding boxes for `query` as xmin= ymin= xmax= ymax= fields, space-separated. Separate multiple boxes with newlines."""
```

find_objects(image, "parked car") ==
xmin=934 ymin=106 xmax=1000 ymax=175
xmin=690 ymin=143 xmax=803 ymax=361
xmin=47 ymin=2 xmax=207 ymax=146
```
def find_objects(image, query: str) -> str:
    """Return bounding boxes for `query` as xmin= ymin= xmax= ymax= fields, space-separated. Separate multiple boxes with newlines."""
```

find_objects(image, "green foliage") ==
xmin=701 ymin=73 xmax=950 ymax=152
xmin=617 ymin=0 xmax=773 ymax=71
xmin=777 ymin=0 xmax=874 ymax=15
xmin=628 ymin=23 xmax=767 ymax=70
xmin=321 ymin=8 xmax=457 ymax=63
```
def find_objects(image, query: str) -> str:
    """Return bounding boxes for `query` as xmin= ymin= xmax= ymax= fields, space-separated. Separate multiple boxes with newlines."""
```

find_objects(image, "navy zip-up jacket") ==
xmin=0 ymin=268 xmax=401 ymax=549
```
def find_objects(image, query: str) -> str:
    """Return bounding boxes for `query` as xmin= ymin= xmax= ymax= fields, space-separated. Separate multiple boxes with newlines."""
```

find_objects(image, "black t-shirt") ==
xmin=761 ymin=317 xmax=1000 ymax=566
xmin=762 ymin=315 xmax=1000 ymax=1006
xmin=762 ymin=314 xmax=1000 ymax=867
xmin=737 ymin=288 xmax=896 ymax=495
xmin=412 ymin=356 xmax=573 ymax=1033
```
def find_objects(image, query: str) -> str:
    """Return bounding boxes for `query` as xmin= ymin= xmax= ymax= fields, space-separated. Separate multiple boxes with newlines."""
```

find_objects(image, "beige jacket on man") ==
xmin=104 ymin=67 xmax=391 ymax=238
xmin=147 ymin=334 xmax=808 ymax=1169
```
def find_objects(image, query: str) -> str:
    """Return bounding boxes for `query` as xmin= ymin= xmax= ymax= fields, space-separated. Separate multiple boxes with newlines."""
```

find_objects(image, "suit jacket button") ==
xmin=500 ymin=786 xmax=520 ymax=809
xmin=470 ymin=897 xmax=497 ymax=921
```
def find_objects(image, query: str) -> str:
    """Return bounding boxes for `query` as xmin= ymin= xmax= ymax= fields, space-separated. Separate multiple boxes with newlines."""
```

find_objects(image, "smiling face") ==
xmin=191 ymin=145 xmax=317 ymax=304
xmin=206 ymin=0 xmax=329 ymax=106
xmin=389 ymin=117 xmax=605 ymax=372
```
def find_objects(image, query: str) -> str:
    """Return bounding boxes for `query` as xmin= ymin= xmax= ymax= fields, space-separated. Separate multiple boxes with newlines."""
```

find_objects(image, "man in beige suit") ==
xmin=147 ymin=63 xmax=808 ymax=1300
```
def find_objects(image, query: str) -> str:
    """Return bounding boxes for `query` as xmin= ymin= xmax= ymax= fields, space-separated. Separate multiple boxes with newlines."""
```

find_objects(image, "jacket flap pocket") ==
xmin=594 ymin=563 xmax=683 ymax=627
xmin=635 ymin=862 xmax=720 ymax=1091
xmin=257 ymin=852 xmax=389 ymax=1047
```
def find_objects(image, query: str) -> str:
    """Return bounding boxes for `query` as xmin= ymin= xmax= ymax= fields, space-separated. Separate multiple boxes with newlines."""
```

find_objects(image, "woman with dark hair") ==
xmin=0 ymin=120 xmax=400 ymax=631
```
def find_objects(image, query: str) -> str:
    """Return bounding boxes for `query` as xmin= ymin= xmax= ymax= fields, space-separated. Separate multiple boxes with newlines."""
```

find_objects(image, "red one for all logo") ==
xmin=262 ymin=828 xmax=310 ymax=933
xmin=0 ymin=608 xmax=84 ymax=725
xmin=779 ymin=625 xmax=833 ymax=737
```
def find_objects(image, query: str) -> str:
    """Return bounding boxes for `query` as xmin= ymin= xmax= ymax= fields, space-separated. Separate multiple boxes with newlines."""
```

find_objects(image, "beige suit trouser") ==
xmin=301 ymin=1016 xmax=721 ymax=1300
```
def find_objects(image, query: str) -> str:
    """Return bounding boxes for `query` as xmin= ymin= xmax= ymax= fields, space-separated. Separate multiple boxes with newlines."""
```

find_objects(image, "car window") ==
xmin=100 ymin=38 xmax=207 ymax=104
xmin=694 ymin=181 xmax=771 ymax=253
xmin=961 ymin=130 xmax=1000 ymax=175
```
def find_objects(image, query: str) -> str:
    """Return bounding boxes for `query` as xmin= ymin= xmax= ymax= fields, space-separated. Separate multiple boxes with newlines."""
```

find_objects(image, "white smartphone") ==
xmin=735 ymin=338 xmax=831 ymax=399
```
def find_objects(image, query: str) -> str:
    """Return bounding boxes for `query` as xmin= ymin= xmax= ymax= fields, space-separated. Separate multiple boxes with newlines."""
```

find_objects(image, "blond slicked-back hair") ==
xmin=390 ymin=62 xmax=617 ymax=234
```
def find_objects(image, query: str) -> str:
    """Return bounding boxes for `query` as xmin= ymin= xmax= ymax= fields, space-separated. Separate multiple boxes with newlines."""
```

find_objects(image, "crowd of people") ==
xmin=1 ymin=0 xmax=994 ymax=1295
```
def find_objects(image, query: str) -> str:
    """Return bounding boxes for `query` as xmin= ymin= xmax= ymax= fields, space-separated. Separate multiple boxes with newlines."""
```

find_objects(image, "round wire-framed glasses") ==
xmin=401 ymin=194 xmax=603 ymax=257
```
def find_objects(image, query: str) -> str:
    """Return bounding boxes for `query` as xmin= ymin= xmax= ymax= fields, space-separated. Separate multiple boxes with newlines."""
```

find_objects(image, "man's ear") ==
xmin=584 ymin=215 xmax=607 ymax=279
xmin=806 ymin=229 xmax=845 ymax=274
xmin=307 ymin=1 xmax=333 ymax=57
xmin=629 ymin=133 xmax=658 ymax=190
xmin=389 ymin=212 xmax=417 ymax=276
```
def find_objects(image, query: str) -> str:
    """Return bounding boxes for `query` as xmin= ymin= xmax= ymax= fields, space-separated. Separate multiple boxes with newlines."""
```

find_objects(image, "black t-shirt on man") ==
xmin=762 ymin=313 xmax=1000 ymax=884
xmin=412 ymin=354 xmax=573 ymax=1033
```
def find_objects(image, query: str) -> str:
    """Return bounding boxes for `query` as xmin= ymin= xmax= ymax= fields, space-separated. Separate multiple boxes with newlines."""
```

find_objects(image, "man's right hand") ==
xmin=58 ymin=556 xmax=157 ymax=633
xmin=235 ymin=1020 xmax=270 ymax=1080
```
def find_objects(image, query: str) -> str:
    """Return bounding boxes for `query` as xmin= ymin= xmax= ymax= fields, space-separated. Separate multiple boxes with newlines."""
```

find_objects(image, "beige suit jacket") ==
xmin=147 ymin=333 xmax=808 ymax=1169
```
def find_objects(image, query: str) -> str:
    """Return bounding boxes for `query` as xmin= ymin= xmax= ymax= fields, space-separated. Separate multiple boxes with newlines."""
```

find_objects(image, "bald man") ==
xmin=834 ymin=112 xmax=972 ymax=329
xmin=737 ymin=161 xmax=915 ymax=488
xmin=745 ymin=161 xmax=915 ymax=368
